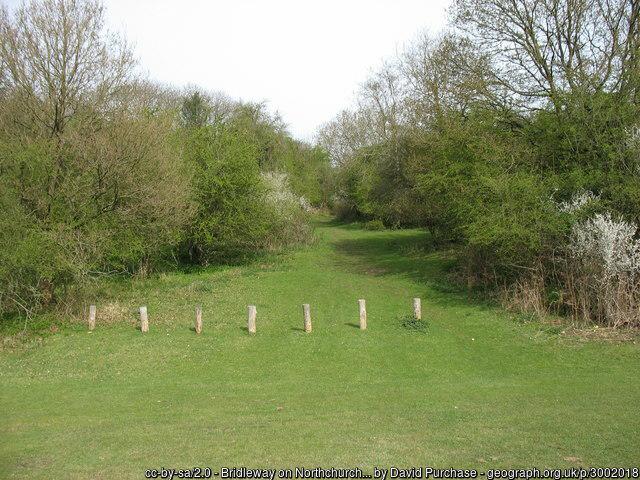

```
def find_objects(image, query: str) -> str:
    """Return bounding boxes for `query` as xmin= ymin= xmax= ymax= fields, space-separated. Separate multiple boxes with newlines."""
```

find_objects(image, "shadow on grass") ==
xmin=344 ymin=322 xmax=361 ymax=329
xmin=331 ymin=230 xmax=494 ymax=311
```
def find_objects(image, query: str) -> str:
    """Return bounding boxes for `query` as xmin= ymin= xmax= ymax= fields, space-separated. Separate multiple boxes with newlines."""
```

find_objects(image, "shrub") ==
xmin=181 ymin=124 xmax=314 ymax=264
xmin=0 ymin=113 xmax=191 ymax=317
xmin=182 ymin=124 xmax=272 ymax=263
xmin=556 ymin=191 xmax=600 ymax=214
xmin=460 ymin=172 xmax=567 ymax=283
xmin=0 ymin=0 xmax=327 ymax=320
xmin=331 ymin=198 xmax=360 ymax=222
xmin=363 ymin=220 xmax=385 ymax=231
xmin=562 ymin=213 xmax=640 ymax=327
xmin=261 ymin=171 xmax=313 ymax=249
xmin=398 ymin=314 xmax=428 ymax=333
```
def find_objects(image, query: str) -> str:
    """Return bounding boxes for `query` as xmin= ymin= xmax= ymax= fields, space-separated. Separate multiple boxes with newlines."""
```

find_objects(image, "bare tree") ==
xmin=316 ymin=109 xmax=380 ymax=166
xmin=452 ymin=0 xmax=640 ymax=110
xmin=0 ymin=0 xmax=135 ymax=137
xmin=359 ymin=61 xmax=406 ymax=143
xmin=402 ymin=32 xmax=493 ymax=128
xmin=318 ymin=60 xmax=411 ymax=167
xmin=318 ymin=32 xmax=496 ymax=166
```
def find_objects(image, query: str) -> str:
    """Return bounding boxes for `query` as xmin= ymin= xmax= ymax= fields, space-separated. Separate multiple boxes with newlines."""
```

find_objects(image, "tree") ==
xmin=0 ymin=0 xmax=134 ymax=137
xmin=181 ymin=90 xmax=211 ymax=128
xmin=451 ymin=0 xmax=640 ymax=111
xmin=316 ymin=109 xmax=377 ymax=166
xmin=0 ymin=0 xmax=191 ymax=315
xmin=402 ymin=33 xmax=492 ymax=129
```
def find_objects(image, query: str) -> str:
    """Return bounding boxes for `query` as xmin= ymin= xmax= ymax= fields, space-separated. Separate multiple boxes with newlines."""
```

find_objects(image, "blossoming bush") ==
xmin=564 ymin=213 xmax=640 ymax=327
xmin=556 ymin=191 xmax=600 ymax=214
xmin=261 ymin=172 xmax=313 ymax=250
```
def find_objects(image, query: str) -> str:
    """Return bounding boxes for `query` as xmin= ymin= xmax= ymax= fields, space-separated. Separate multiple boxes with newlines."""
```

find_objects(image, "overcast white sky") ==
xmin=5 ymin=0 xmax=451 ymax=140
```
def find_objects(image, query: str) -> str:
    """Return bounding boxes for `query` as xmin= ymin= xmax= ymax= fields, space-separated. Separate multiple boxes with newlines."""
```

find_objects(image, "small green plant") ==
xmin=398 ymin=314 xmax=428 ymax=333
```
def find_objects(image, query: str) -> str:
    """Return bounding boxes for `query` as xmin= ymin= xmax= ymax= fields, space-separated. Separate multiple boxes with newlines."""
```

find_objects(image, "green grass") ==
xmin=1 ymin=217 xmax=639 ymax=478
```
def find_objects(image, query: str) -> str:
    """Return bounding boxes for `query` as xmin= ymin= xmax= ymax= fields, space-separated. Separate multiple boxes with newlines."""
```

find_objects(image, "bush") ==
xmin=398 ymin=314 xmax=428 ymax=333
xmin=181 ymin=122 xmax=314 ymax=264
xmin=562 ymin=213 xmax=640 ymax=327
xmin=181 ymin=124 xmax=272 ymax=263
xmin=363 ymin=220 xmax=385 ymax=231
xmin=261 ymin=171 xmax=313 ymax=249
xmin=461 ymin=172 xmax=568 ymax=282
xmin=0 ymin=113 xmax=191 ymax=316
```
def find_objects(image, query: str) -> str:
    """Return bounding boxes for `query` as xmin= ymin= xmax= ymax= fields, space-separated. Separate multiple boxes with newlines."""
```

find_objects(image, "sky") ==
xmin=4 ymin=0 xmax=451 ymax=140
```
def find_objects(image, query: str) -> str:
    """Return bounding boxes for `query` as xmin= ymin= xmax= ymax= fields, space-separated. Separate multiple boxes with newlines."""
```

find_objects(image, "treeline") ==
xmin=0 ymin=0 xmax=329 ymax=317
xmin=319 ymin=0 xmax=640 ymax=327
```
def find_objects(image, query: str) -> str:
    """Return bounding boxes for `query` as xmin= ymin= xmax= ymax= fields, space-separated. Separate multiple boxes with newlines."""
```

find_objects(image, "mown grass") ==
xmin=1 ymin=217 xmax=639 ymax=478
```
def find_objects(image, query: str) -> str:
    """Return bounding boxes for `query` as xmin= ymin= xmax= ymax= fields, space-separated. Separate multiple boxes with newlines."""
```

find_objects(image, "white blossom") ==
xmin=625 ymin=124 xmax=640 ymax=152
xmin=625 ymin=125 xmax=640 ymax=175
xmin=569 ymin=212 xmax=640 ymax=280
xmin=298 ymin=196 xmax=312 ymax=212
xmin=261 ymin=171 xmax=311 ymax=214
xmin=556 ymin=190 xmax=599 ymax=213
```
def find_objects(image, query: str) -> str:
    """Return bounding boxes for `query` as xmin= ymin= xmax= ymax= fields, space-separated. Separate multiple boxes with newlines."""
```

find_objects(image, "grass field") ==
xmin=1 ymin=218 xmax=639 ymax=478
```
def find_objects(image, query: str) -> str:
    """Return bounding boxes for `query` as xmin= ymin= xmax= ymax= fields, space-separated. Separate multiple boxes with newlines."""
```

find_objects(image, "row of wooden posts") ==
xmin=87 ymin=298 xmax=423 ymax=333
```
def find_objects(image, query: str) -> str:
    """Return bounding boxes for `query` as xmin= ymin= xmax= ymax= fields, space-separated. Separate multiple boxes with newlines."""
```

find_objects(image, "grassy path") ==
xmin=1 ymin=218 xmax=639 ymax=478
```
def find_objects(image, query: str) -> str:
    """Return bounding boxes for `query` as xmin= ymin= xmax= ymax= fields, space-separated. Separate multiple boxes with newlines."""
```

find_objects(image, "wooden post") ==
xmin=247 ymin=305 xmax=257 ymax=334
xmin=140 ymin=306 xmax=149 ymax=333
xmin=302 ymin=304 xmax=312 ymax=333
xmin=88 ymin=305 xmax=96 ymax=331
xmin=358 ymin=299 xmax=367 ymax=330
xmin=195 ymin=306 xmax=203 ymax=334
xmin=413 ymin=298 xmax=422 ymax=320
